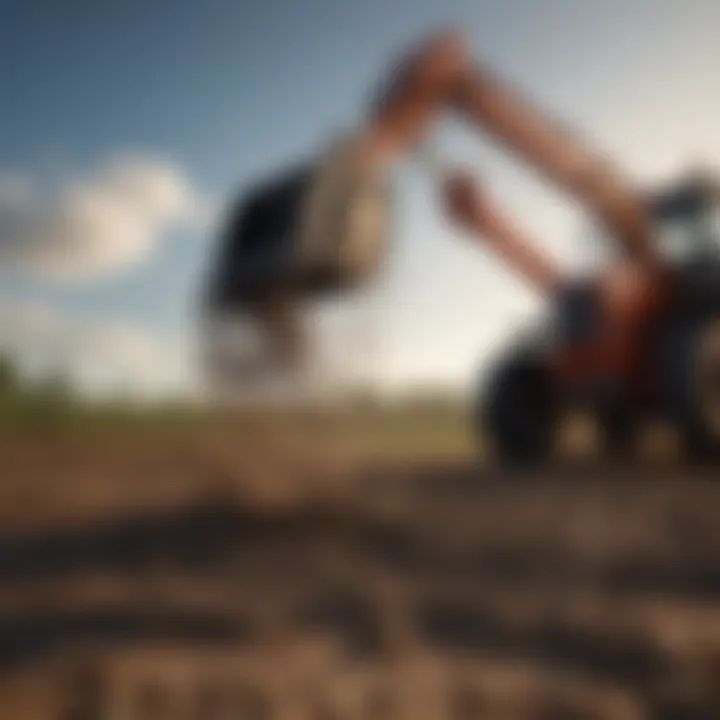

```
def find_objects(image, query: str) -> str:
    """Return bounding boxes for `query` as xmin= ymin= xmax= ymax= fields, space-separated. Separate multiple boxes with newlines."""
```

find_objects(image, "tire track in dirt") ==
xmin=0 ymin=466 xmax=719 ymax=718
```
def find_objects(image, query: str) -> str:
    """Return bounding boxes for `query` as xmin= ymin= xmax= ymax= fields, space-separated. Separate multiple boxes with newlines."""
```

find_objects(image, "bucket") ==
xmin=205 ymin=134 xmax=393 ymax=312
xmin=201 ymin=135 xmax=393 ymax=398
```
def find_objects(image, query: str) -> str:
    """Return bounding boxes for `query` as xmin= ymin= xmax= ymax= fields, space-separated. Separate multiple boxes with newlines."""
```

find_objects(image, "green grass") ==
xmin=0 ymin=355 xmax=479 ymax=462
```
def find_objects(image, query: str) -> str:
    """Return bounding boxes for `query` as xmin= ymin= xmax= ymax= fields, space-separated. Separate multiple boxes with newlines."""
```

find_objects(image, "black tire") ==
xmin=660 ymin=318 xmax=720 ymax=461
xmin=476 ymin=346 xmax=556 ymax=466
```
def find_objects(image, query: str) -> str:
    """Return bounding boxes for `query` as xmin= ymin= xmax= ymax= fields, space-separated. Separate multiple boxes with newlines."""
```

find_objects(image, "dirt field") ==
xmin=0 ymin=422 xmax=719 ymax=719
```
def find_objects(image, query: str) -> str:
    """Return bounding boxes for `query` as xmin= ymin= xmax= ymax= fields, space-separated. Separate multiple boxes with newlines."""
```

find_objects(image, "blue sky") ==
xmin=2 ymin=0 xmax=720 ymax=396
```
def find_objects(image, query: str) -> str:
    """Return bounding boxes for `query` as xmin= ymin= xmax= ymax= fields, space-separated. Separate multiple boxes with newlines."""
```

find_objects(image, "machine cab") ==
xmin=649 ymin=172 xmax=720 ymax=318
xmin=649 ymin=171 xmax=720 ymax=266
xmin=584 ymin=171 xmax=720 ymax=270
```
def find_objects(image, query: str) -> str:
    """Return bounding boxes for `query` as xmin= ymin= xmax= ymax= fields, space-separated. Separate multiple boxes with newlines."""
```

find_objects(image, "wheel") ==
xmin=476 ymin=345 xmax=556 ymax=466
xmin=660 ymin=317 xmax=720 ymax=461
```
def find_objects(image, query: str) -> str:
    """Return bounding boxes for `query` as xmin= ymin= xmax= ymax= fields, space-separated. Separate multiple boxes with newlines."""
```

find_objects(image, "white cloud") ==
xmin=0 ymin=155 xmax=209 ymax=279
xmin=0 ymin=298 xmax=196 ymax=400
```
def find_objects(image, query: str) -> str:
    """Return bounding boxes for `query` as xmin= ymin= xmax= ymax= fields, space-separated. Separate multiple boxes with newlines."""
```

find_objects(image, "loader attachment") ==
xmin=202 ymin=135 xmax=393 ymax=385
xmin=206 ymin=137 xmax=391 ymax=313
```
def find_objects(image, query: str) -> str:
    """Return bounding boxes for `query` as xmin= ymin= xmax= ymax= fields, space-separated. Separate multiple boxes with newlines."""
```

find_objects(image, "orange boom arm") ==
xmin=443 ymin=171 xmax=561 ymax=295
xmin=359 ymin=31 xmax=660 ymax=280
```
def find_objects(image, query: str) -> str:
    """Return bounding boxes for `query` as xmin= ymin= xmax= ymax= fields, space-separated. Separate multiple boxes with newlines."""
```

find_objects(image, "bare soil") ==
xmin=0 ymin=431 xmax=719 ymax=718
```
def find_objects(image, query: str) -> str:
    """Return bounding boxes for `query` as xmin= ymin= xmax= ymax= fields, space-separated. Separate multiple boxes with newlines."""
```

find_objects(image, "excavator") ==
xmin=204 ymin=30 xmax=720 ymax=464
